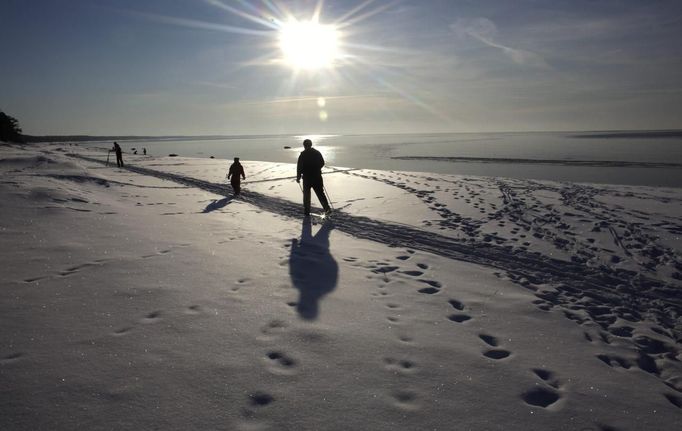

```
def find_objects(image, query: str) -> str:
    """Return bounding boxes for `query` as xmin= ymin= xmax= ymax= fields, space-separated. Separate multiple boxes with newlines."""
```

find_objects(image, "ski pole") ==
xmin=106 ymin=151 xmax=110 ymax=166
xmin=323 ymin=184 xmax=334 ymax=211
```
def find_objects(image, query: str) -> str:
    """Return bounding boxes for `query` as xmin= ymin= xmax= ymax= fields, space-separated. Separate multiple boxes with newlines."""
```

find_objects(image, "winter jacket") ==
xmin=297 ymin=148 xmax=325 ymax=181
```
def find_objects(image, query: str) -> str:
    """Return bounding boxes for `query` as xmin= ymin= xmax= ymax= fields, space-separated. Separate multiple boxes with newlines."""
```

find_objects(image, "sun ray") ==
xmin=312 ymin=0 xmax=325 ymax=22
xmin=234 ymin=0 xmax=283 ymax=26
xmin=130 ymin=10 xmax=271 ymax=36
xmin=335 ymin=0 xmax=399 ymax=29
xmin=238 ymin=49 xmax=287 ymax=68
xmin=264 ymin=0 xmax=293 ymax=23
xmin=205 ymin=0 xmax=280 ymax=30
xmin=332 ymin=0 xmax=377 ymax=26
xmin=343 ymin=41 xmax=423 ymax=56
xmin=131 ymin=0 xmax=453 ymax=124
xmin=347 ymin=58 xmax=454 ymax=123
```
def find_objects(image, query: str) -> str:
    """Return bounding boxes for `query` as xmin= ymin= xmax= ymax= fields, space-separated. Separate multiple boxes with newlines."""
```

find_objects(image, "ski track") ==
xmin=69 ymin=153 xmax=682 ymax=392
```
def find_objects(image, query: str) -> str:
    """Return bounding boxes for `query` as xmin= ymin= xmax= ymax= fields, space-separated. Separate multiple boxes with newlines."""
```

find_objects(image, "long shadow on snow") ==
xmin=289 ymin=218 xmax=338 ymax=320
xmin=69 ymin=154 xmax=682 ymax=341
xmin=202 ymin=197 xmax=234 ymax=213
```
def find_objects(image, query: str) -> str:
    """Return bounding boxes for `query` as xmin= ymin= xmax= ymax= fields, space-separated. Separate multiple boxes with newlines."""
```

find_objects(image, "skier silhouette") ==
xmin=111 ymin=142 xmax=123 ymax=167
xmin=296 ymin=139 xmax=331 ymax=216
xmin=227 ymin=157 xmax=246 ymax=196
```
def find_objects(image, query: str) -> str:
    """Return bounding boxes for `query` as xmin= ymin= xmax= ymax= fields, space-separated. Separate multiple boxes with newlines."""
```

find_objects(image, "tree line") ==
xmin=0 ymin=111 xmax=24 ymax=143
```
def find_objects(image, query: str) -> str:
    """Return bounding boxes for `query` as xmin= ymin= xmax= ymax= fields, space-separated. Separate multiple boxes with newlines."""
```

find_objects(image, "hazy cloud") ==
xmin=451 ymin=18 xmax=549 ymax=69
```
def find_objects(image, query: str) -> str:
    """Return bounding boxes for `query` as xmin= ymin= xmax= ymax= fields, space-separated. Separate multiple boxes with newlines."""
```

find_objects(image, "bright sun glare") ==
xmin=279 ymin=20 xmax=340 ymax=70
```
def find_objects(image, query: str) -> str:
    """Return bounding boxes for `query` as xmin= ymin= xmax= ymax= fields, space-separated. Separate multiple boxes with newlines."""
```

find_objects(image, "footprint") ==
xmin=142 ymin=311 xmax=161 ymax=323
xmin=24 ymin=276 xmax=48 ymax=283
xmin=249 ymin=391 xmax=274 ymax=407
xmin=373 ymin=266 xmax=399 ymax=274
xmin=418 ymin=287 xmax=439 ymax=294
xmin=397 ymin=335 xmax=413 ymax=343
xmin=521 ymin=387 xmax=560 ymax=408
xmin=664 ymin=393 xmax=682 ymax=409
xmin=391 ymin=390 xmax=418 ymax=410
xmin=401 ymin=270 xmax=424 ymax=277
xmin=186 ymin=305 xmax=202 ymax=315
xmin=634 ymin=335 xmax=671 ymax=355
xmin=416 ymin=263 xmax=429 ymax=270
xmin=636 ymin=353 xmax=659 ymax=375
xmin=261 ymin=320 xmax=288 ymax=335
xmin=479 ymin=334 xmax=499 ymax=347
xmin=418 ymin=279 xmax=442 ymax=288
xmin=448 ymin=299 xmax=465 ymax=311
xmin=113 ymin=327 xmax=133 ymax=336
xmin=384 ymin=357 xmax=416 ymax=373
xmin=265 ymin=351 xmax=296 ymax=374
xmin=532 ymin=368 xmax=560 ymax=389
xmin=596 ymin=354 xmax=632 ymax=370
xmin=0 ymin=352 xmax=23 ymax=363
xmin=533 ymin=301 xmax=553 ymax=311
xmin=483 ymin=349 xmax=511 ymax=360
xmin=664 ymin=377 xmax=682 ymax=392
xmin=448 ymin=314 xmax=472 ymax=323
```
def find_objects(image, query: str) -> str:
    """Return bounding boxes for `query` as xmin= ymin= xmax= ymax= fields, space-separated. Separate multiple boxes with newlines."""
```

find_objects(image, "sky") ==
xmin=1 ymin=0 xmax=681 ymax=136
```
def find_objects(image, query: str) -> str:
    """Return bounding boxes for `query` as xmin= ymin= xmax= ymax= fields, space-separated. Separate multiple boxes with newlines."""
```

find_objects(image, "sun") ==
xmin=279 ymin=20 xmax=340 ymax=70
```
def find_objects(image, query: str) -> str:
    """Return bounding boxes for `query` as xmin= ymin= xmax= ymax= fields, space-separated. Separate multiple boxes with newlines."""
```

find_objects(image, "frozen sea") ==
xmin=86 ymin=130 xmax=682 ymax=187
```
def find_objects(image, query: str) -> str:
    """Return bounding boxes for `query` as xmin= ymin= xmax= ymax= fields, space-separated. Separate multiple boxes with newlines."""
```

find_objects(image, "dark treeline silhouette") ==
xmin=0 ymin=111 xmax=24 ymax=143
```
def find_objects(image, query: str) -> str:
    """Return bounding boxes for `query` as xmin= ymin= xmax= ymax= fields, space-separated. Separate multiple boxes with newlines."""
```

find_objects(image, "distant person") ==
xmin=296 ymin=139 xmax=331 ymax=216
xmin=111 ymin=142 xmax=123 ymax=168
xmin=227 ymin=157 xmax=246 ymax=196
xmin=143 ymin=148 xmax=147 ymax=156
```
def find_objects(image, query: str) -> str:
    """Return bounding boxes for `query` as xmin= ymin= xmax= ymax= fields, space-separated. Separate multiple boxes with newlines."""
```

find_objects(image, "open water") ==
xmin=95 ymin=131 xmax=682 ymax=187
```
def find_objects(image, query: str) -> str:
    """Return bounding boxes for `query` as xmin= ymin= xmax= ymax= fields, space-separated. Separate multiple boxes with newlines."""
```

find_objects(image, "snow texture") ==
xmin=1 ymin=142 xmax=681 ymax=430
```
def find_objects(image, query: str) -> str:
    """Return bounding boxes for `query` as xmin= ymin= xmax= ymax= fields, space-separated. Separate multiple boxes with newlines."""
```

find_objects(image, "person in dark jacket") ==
xmin=227 ymin=157 xmax=246 ymax=196
xmin=112 ymin=142 xmax=123 ymax=167
xmin=296 ymin=139 xmax=331 ymax=216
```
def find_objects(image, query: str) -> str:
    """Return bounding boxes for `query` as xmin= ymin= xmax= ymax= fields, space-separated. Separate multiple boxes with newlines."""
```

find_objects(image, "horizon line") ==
xmin=20 ymin=127 xmax=682 ymax=143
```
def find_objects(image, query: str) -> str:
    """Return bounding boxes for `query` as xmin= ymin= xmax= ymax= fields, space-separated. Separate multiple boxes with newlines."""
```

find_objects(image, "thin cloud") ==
xmin=451 ymin=18 xmax=549 ymax=69
xmin=191 ymin=80 xmax=237 ymax=90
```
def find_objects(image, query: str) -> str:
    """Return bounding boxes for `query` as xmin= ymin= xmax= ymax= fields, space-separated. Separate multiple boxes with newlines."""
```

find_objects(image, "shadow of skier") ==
xmin=201 ymin=197 xmax=233 ymax=213
xmin=289 ymin=217 xmax=338 ymax=320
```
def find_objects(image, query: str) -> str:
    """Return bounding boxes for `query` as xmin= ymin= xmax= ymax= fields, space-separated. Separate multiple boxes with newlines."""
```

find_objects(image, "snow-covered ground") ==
xmin=1 ymin=142 xmax=681 ymax=430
